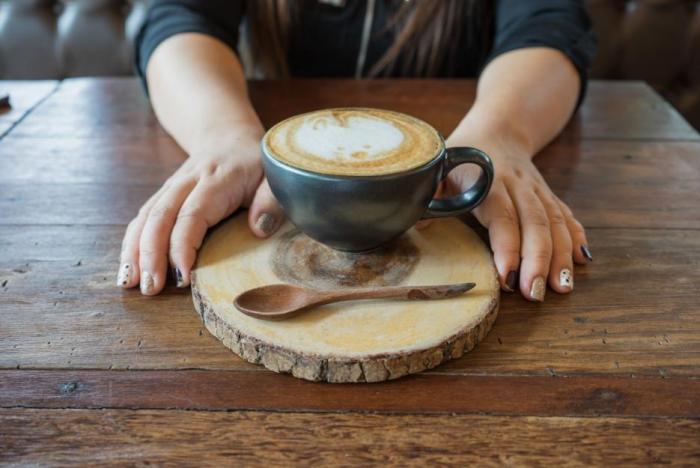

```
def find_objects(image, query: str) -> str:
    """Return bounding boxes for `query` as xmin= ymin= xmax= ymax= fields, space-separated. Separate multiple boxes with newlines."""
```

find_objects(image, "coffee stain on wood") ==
xmin=272 ymin=229 xmax=419 ymax=290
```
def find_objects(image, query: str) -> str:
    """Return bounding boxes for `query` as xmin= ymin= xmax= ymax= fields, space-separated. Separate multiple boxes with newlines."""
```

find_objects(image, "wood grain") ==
xmin=1 ymin=139 xmax=699 ymax=228
xmin=0 ymin=135 xmax=184 ymax=184
xmin=0 ymin=81 xmax=58 ymax=138
xmin=7 ymin=78 xmax=165 ymax=139
xmin=572 ymin=81 xmax=699 ymax=141
xmin=193 ymin=216 xmax=499 ymax=382
xmin=538 ymin=140 xmax=700 ymax=229
xmin=2 ymin=77 xmax=700 ymax=463
xmin=248 ymin=79 xmax=700 ymax=141
xmin=6 ymin=78 xmax=697 ymax=142
xmin=0 ymin=183 xmax=158 ymax=225
xmin=2 ymin=370 xmax=698 ymax=418
xmin=2 ymin=409 xmax=699 ymax=466
xmin=2 ymin=226 xmax=698 ymax=377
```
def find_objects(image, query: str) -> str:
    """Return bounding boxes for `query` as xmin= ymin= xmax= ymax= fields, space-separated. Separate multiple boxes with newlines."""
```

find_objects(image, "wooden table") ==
xmin=1 ymin=78 xmax=699 ymax=465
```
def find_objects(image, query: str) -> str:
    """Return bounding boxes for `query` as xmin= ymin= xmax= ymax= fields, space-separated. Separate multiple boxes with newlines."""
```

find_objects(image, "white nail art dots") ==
xmin=117 ymin=263 xmax=130 ymax=287
xmin=560 ymin=268 xmax=573 ymax=289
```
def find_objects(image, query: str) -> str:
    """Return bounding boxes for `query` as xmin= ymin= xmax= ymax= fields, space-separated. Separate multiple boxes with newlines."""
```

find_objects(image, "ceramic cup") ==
xmin=262 ymin=113 xmax=494 ymax=252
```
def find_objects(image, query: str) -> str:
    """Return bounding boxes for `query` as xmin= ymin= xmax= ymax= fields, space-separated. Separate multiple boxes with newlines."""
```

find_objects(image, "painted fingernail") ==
xmin=140 ymin=270 xmax=154 ymax=295
xmin=581 ymin=245 xmax=593 ymax=262
xmin=175 ymin=267 xmax=185 ymax=288
xmin=255 ymin=213 xmax=277 ymax=236
xmin=530 ymin=276 xmax=546 ymax=302
xmin=505 ymin=270 xmax=518 ymax=292
xmin=560 ymin=268 xmax=573 ymax=290
xmin=117 ymin=263 xmax=131 ymax=287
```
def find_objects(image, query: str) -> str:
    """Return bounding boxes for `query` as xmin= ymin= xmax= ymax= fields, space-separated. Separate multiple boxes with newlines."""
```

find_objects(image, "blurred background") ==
xmin=0 ymin=0 xmax=698 ymax=129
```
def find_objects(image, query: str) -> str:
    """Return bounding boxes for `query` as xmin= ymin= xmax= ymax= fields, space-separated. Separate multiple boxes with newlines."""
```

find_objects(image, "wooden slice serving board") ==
xmin=191 ymin=214 xmax=499 ymax=383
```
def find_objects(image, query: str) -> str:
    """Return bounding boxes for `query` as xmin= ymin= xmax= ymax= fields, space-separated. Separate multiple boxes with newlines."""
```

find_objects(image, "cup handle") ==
xmin=422 ymin=146 xmax=494 ymax=219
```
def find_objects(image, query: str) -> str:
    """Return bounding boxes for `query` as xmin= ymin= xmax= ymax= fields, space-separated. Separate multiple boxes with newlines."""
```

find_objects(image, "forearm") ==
xmin=448 ymin=47 xmax=580 ymax=156
xmin=146 ymin=33 xmax=264 ymax=156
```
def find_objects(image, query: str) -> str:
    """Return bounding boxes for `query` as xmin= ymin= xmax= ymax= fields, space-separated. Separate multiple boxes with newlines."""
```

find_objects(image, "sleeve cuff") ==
xmin=484 ymin=24 xmax=596 ymax=110
xmin=134 ymin=9 xmax=241 ymax=94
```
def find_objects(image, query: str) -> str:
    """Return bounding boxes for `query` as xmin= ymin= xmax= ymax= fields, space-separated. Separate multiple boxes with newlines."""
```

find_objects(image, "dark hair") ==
xmin=246 ymin=0 xmax=493 ymax=78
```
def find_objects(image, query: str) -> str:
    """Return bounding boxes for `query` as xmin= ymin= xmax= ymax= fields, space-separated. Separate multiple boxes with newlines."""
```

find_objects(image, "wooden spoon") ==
xmin=233 ymin=282 xmax=476 ymax=321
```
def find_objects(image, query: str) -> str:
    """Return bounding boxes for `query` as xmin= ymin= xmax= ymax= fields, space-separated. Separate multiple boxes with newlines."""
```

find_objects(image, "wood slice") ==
xmin=192 ymin=214 xmax=499 ymax=383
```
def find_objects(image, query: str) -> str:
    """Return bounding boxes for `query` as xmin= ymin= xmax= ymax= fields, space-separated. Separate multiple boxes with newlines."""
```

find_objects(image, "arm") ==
xmin=118 ymin=34 xmax=283 ymax=296
xmin=147 ymin=33 xmax=263 ymax=157
xmin=446 ymin=47 xmax=591 ymax=301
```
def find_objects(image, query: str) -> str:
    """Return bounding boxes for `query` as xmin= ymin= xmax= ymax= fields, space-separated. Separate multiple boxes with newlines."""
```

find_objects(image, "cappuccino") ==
xmin=263 ymin=108 xmax=442 ymax=176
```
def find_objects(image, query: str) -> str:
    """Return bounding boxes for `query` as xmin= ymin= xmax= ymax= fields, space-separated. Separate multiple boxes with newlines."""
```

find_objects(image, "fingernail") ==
xmin=255 ymin=213 xmax=277 ymax=236
xmin=174 ymin=267 xmax=185 ymax=288
xmin=140 ymin=270 xmax=154 ymax=295
xmin=559 ymin=268 xmax=573 ymax=290
xmin=581 ymin=245 xmax=593 ymax=262
xmin=505 ymin=270 xmax=518 ymax=292
xmin=530 ymin=276 xmax=546 ymax=302
xmin=117 ymin=263 xmax=131 ymax=287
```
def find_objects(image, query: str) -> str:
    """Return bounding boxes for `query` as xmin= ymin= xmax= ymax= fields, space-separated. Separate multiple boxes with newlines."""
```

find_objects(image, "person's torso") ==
xmin=280 ymin=0 xmax=493 ymax=78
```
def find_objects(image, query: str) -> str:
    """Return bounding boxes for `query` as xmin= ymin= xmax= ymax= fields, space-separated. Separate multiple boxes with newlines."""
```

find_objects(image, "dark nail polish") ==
xmin=174 ymin=267 xmax=185 ymax=288
xmin=255 ymin=213 xmax=277 ymax=236
xmin=505 ymin=270 xmax=518 ymax=292
xmin=581 ymin=245 xmax=593 ymax=262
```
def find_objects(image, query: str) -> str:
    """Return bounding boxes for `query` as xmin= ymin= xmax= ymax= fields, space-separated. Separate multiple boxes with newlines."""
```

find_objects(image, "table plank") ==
xmin=2 ymin=409 xmax=698 ymax=466
xmin=0 ymin=135 xmax=184 ymax=184
xmin=1 ymin=140 xmax=698 ymax=229
xmin=2 ymin=225 xmax=698 ymax=377
xmin=573 ymin=81 xmax=699 ymax=141
xmin=538 ymin=140 xmax=700 ymax=229
xmin=2 ymin=370 xmax=698 ymax=418
xmin=0 ymin=81 xmax=58 ymax=138
xmin=6 ymin=78 xmax=698 ymax=141
xmin=6 ymin=79 xmax=164 ymax=139
xmin=249 ymin=80 xmax=700 ymax=141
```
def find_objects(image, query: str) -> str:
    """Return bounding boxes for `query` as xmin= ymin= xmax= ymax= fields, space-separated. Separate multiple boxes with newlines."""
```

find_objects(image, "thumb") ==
xmin=416 ymin=180 xmax=448 ymax=230
xmin=248 ymin=178 xmax=285 ymax=238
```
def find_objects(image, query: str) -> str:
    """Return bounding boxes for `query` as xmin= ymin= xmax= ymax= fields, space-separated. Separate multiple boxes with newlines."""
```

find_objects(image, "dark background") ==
xmin=0 ymin=0 xmax=698 ymax=129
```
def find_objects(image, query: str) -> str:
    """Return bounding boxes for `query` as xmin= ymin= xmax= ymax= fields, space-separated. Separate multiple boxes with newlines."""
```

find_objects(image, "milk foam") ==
xmin=264 ymin=108 xmax=442 ymax=176
xmin=294 ymin=114 xmax=405 ymax=162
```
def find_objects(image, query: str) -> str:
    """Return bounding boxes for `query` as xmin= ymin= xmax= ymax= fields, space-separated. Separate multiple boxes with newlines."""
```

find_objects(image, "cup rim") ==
xmin=261 ymin=107 xmax=446 ymax=180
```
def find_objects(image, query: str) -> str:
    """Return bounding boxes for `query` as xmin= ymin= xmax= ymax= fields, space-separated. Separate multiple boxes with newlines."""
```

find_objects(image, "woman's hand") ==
xmin=117 ymin=135 xmax=284 ymax=295
xmin=445 ymin=136 xmax=592 ymax=302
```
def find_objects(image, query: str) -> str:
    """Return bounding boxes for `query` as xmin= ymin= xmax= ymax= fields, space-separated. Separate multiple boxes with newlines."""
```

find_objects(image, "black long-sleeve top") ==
xmin=136 ymin=0 xmax=595 ymax=102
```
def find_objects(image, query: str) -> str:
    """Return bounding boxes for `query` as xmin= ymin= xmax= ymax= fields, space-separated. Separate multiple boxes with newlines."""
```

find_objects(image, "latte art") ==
xmin=296 ymin=114 xmax=404 ymax=163
xmin=263 ymin=108 xmax=443 ymax=176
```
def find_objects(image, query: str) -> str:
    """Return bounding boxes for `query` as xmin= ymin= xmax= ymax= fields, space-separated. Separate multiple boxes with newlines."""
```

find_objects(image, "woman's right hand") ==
xmin=117 ymin=135 xmax=284 ymax=295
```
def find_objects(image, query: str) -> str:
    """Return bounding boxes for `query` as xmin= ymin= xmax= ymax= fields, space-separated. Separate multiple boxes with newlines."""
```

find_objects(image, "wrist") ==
xmin=446 ymin=108 xmax=535 ymax=161
xmin=188 ymin=121 xmax=265 ymax=162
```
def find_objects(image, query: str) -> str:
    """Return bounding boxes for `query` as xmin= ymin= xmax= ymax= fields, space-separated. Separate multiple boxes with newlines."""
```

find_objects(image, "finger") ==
xmin=416 ymin=180 xmax=448 ymax=231
xmin=510 ymin=184 xmax=551 ymax=302
xmin=538 ymin=189 xmax=574 ymax=294
xmin=170 ymin=178 xmax=242 ymax=287
xmin=473 ymin=183 xmax=521 ymax=292
xmin=117 ymin=187 xmax=165 ymax=289
xmin=557 ymin=198 xmax=592 ymax=265
xmin=415 ymin=219 xmax=433 ymax=230
xmin=138 ymin=180 xmax=195 ymax=295
xmin=248 ymin=178 xmax=285 ymax=238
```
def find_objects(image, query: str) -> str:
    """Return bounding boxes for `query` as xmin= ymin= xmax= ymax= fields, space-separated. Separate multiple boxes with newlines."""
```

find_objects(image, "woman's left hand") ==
xmin=444 ymin=137 xmax=592 ymax=302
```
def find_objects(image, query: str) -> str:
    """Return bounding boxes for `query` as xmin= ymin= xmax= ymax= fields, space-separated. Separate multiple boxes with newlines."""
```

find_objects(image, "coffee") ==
xmin=263 ymin=108 xmax=443 ymax=176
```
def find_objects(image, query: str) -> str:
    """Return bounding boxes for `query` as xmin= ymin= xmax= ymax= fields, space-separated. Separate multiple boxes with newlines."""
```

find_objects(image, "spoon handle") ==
xmin=316 ymin=282 xmax=476 ymax=305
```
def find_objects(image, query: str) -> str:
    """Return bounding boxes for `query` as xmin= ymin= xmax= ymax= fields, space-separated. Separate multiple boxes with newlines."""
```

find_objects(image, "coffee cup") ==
xmin=262 ymin=108 xmax=494 ymax=252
